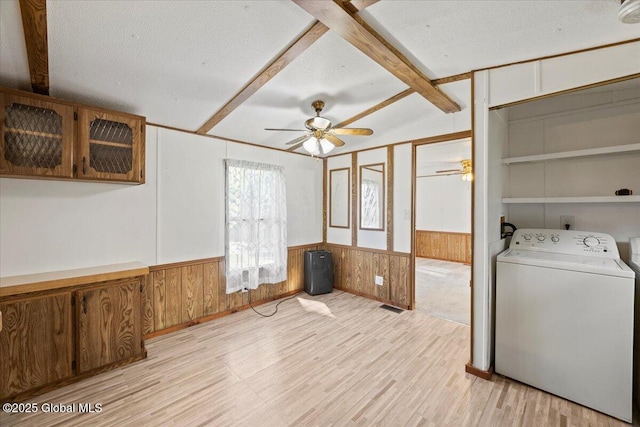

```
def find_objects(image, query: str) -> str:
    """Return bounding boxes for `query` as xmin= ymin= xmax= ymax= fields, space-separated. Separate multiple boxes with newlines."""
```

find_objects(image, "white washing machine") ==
xmin=496 ymin=229 xmax=635 ymax=422
xmin=629 ymin=236 xmax=640 ymax=413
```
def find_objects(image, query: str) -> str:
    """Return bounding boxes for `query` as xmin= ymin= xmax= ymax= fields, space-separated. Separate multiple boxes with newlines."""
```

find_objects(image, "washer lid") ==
xmin=498 ymin=249 xmax=635 ymax=278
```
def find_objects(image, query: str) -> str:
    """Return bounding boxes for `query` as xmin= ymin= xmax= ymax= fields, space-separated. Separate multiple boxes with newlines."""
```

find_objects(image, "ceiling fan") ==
xmin=426 ymin=159 xmax=473 ymax=181
xmin=265 ymin=100 xmax=373 ymax=156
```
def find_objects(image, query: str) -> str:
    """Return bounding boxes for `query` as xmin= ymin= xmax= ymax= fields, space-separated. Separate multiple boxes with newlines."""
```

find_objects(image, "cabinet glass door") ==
xmin=0 ymin=93 xmax=74 ymax=177
xmin=78 ymin=108 xmax=143 ymax=182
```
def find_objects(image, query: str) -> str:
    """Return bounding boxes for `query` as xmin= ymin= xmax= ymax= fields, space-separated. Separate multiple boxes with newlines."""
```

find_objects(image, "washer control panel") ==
xmin=509 ymin=228 xmax=619 ymax=258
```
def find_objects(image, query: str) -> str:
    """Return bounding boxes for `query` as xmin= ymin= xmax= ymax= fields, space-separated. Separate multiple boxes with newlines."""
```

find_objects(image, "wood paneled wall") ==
xmin=324 ymin=244 xmax=411 ymax=310
xmin=143 ymin=244 xmax=320 ymax=337
xmin=415 ymin=230 xmax=471 ymax=264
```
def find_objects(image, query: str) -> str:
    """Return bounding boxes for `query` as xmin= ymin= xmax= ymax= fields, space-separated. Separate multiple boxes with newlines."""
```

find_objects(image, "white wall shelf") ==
xmin=503 ymin=196 xmax=640 ymax=204
xmin=502 ymin=143 xmax=640 ymax=164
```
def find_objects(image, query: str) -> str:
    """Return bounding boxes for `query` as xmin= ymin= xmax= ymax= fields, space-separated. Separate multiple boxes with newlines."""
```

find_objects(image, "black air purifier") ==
xmin=304 ymin=250 xmax=333 ymax=295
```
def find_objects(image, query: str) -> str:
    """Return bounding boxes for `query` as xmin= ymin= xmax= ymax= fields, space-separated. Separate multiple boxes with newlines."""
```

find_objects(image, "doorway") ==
xmin=413 ymin=138 xmax=472 ymax=325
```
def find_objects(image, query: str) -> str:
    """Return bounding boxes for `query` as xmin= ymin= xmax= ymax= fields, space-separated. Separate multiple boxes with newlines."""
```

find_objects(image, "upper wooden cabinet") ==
xmin=0 ymin=87 xmax=145 ymax=184
xmin=77 ymin=108 xmax=145 ymax=183
xmin=0 ymin=92 xmax=75 ymax=178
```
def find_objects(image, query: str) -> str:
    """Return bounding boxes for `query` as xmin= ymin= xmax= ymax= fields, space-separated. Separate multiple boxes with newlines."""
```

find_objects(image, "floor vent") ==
xmin=380 ymin=304 xmax=403 ymax=314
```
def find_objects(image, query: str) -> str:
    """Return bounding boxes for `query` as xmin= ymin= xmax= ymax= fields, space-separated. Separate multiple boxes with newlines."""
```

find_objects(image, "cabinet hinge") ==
xmin=141 ymin=340 xmax=144 ymax=349
xmin=140 ymin=283 xmax=143 ymax=293
xmin=74 ymin=112 xmax=78 ymax=121
xmin=73 ymin=164 xmax=77 ymax=174
xmin=140 ymin=170 xmax=143 ymax=179
xmin=71 ymin=295 xmax=75 ymax=306
xmin=72 ymin=360 xmax=76 ymax=370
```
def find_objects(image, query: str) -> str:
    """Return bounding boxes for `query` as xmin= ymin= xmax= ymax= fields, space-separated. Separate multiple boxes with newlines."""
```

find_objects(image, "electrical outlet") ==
xmin=375 ymin=275 xmax=383 ymax=286
xmin=560 ymin=215 xmax=575 ymax=230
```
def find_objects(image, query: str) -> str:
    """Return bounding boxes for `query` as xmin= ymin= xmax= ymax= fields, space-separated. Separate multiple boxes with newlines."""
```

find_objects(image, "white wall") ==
xmin=0 ymin=126 xmax=323 ymax=277
xmin=472 ymin=77 xmax=509 ymax=370
xmin=0 ymin=126 xmax=158 ymax=276
xmin=416 ymin=176 xmax=470 ymax=232
xmin=325 ymin=144 xmax=413 ymax=254
xmin=326 ymin=154 xmax=352 ymax=246
xmin=393 ymin=144 xmax=411 ymax=253
xmin=415 ymin=140 xmax=472 ymax=234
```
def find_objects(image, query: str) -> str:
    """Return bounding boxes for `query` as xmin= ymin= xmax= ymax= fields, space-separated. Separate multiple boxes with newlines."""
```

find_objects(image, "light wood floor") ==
xmin=0 ymin=291 xmax=630 ymax=426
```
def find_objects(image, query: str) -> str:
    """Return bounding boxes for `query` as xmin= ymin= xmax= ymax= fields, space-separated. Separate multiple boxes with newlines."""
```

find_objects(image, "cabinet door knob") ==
xmin=82 ymin=157 xmax=87 ymax=175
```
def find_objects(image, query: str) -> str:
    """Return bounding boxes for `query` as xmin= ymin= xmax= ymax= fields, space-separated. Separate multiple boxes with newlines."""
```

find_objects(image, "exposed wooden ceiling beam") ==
xmin=196 ymin=21 xmax=328 ymax=135
xmin=333 ymin=72 xmax=471 ymax=130
xmin=432 ymin=71 xmax=472 ymax=86
xmin=19 ymin=0 xmax=49 ymax=95
xmin=292 ymin=0 xmax=460 ymax=114
xmin=341 ymin=0 xmax=379 ymax=14
xmin=335 ymin=88 xmax=414 ymax=129
xmin=196 ymin=0 xmax=378 ymax=135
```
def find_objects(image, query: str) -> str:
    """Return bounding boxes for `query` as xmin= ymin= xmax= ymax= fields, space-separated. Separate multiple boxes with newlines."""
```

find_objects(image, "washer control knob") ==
xmin=523 ymin=234 xmax=532 ymax=241
xmin=536 ymin=234 xmax=546 ymax=242
xmin=583 ymin=236 xmax=600 ymax=247
xmin=551 ymin=235 xmax=559 ymax=243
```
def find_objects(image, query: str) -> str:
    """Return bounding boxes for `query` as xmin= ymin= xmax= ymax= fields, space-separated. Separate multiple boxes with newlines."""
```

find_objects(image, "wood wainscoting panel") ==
xmin=202 ymin=261 xmax=219 ymax=316
xmin=415 ymin=230 xmax=471 ymax=264
xmin=326 ymin=244 xmax=410 ymax=309
xmin=152 ymin=270 xmax=166 ymax=331
xmin=142 ymin=274 xmax=154 ymax=335
xmin=144 ymin=244 xmax=320 ymax=337
xmin=164 ymin=267 xmax=182 ymax=328
xmin=181 ymin=264 xmax=204 ymax=322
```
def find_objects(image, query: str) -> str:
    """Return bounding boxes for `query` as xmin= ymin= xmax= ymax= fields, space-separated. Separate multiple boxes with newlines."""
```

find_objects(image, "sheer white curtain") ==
xmin=225 ymin=159 xmax=287 ymax=293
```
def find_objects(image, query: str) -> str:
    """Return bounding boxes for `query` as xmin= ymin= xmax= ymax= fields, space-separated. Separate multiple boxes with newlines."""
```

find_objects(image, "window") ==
xmin=225 ymin=159 xmax=287 ymax=293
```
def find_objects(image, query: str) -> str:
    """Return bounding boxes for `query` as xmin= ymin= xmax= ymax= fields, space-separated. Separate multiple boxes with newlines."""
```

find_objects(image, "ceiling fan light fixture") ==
xmin=620 ymin=0 xmax=640 ymax=23
xmin=311 ymin=116 xmax=331 ymax=130
xmin=303 ymin=137 xmax=320 ymax=156
xmin=319 ymin=137 xmax=334 ymax=154
xmin=460 ymin=159 xmax=473 ymax=181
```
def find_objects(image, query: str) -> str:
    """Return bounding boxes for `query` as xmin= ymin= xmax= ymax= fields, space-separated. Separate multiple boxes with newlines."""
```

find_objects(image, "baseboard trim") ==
xmin=465 ymin=361 xmax=493 ymax=380
xmin=144 ymin=289 xmax=302 ymax=339
xmin=334 ymin=286 xmax=410 ymax=310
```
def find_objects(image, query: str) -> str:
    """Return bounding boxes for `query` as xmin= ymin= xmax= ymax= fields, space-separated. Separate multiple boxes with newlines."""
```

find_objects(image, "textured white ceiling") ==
xmin=364 ymin=0 xmax=640 ymax=78
xmin=0 ymin=0 xmax=638 ymax=155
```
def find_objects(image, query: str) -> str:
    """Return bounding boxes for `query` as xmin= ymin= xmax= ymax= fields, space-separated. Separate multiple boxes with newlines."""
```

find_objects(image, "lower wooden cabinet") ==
xmin=0 ymin=275 xmax=146 ymax=401
xmin=0 ymin=292 xmax=73 ymax=398
xmin=76 ymin=279 xmax=143 ymax=373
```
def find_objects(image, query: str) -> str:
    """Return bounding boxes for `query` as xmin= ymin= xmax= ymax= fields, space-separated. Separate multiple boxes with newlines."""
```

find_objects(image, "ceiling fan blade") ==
xmin=265 ymin=128 xmax=307 ymax=132
xmin=418 ymin=172 xmax=462 ymax=178
xmin=435 ymin=169 xmax=463 ymax=173
xmin=285 ymin=135 xmax=311 ymax=145
xmin=324 ymin=133 xmax=345 ymax=147
xmin=330 ymin=127 xmax=373 ymax=136
xmin=286 ymin=138 xmax=309 ymax=152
